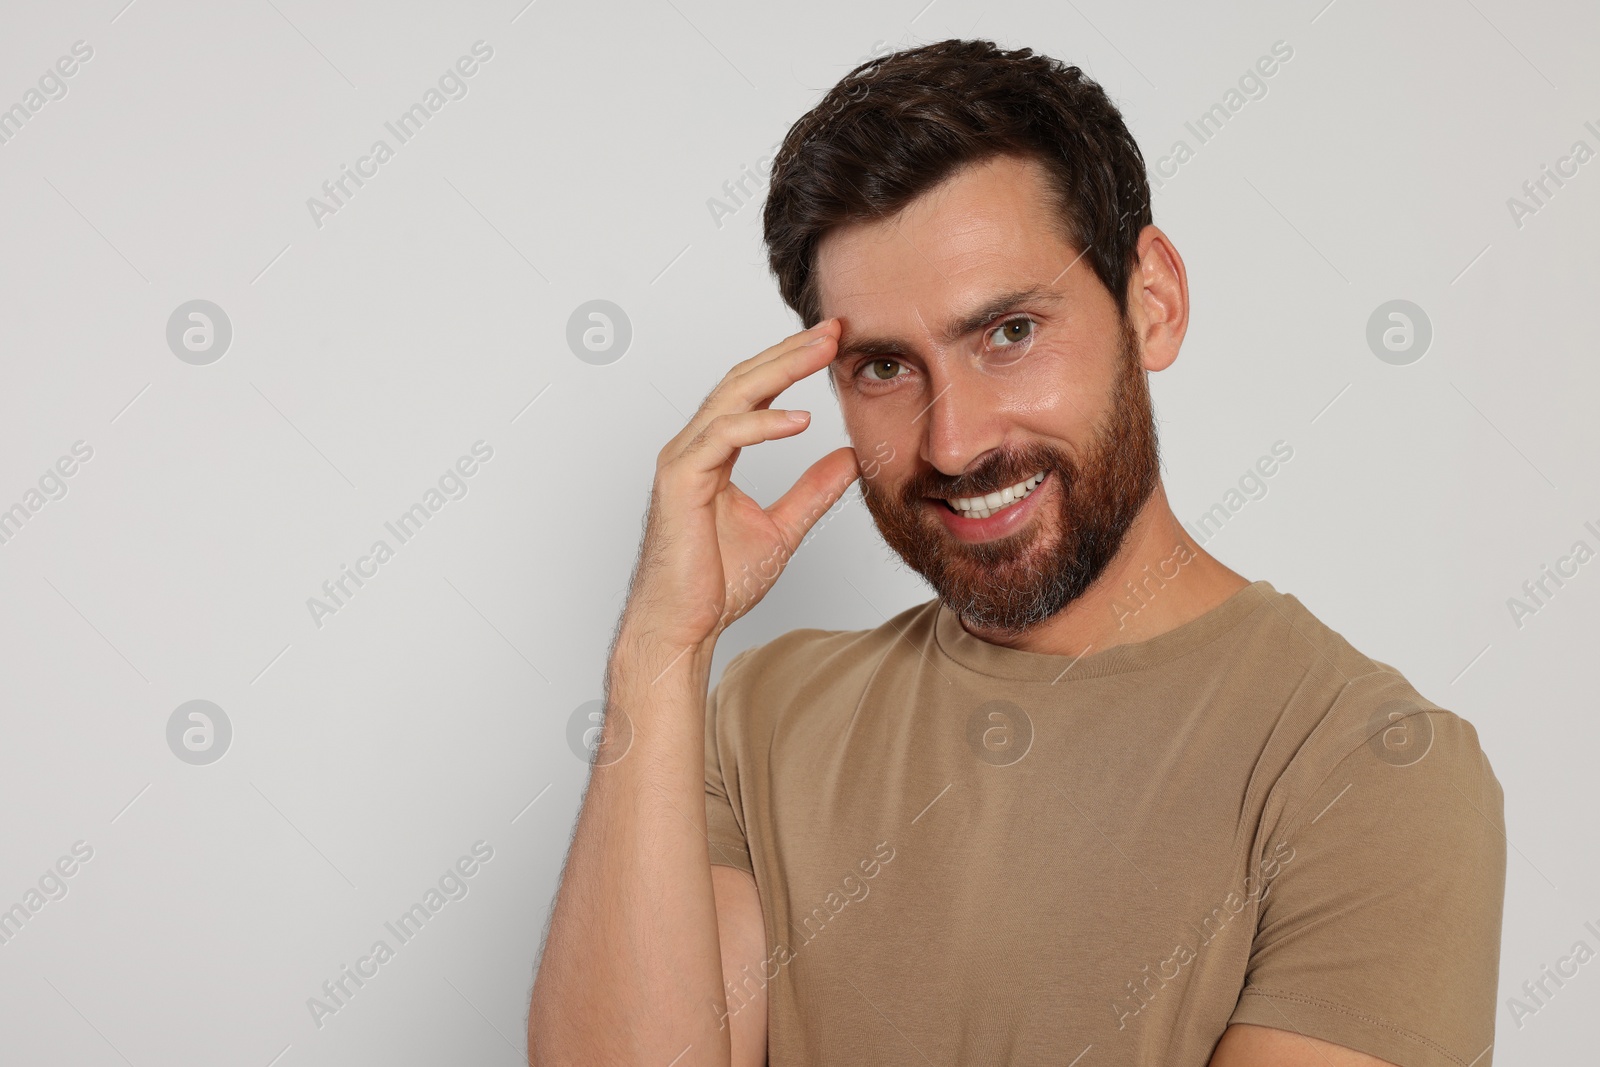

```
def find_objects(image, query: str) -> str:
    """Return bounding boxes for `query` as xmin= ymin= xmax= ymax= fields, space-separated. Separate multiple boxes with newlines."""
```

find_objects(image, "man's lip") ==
xmin=926 ymin=472 xmax=1047 ymax=507
xmin=927 ymin=470 xmax=1051 ymax=543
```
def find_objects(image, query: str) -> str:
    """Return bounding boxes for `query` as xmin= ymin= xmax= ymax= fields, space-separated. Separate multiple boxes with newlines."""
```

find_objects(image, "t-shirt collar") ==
xmin=931 ymin=579 xmax=1282 ymax=683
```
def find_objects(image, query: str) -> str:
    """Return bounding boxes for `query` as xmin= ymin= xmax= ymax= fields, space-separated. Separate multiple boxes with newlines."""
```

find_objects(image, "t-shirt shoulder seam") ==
xmin=726 ymin=606 xmax=933 ymax=680
xmin=1270 ymin=592 xmax=1391 ymax=687
xmin=1276 ymin=693 xmax=1475 ymax=834
xmin=1237 ymin=986 xmax=1471 ymax=1066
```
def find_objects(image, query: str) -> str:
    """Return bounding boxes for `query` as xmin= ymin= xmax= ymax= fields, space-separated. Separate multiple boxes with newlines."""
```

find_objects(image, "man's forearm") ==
xmin=528 ymin=319 xmax=850 ymax=1063
xmin=528 ymin=637 xmax=731 ymax=1066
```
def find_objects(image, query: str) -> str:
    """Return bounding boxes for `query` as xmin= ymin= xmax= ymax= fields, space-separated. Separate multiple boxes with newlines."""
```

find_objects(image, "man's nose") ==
xmin=919 ymin=373 xmax=1006 ymax=479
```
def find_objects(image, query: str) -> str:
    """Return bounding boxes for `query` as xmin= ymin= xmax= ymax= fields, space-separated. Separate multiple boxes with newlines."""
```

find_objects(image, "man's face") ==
xmin=815 ymin=153 xmax=1161 ymax=634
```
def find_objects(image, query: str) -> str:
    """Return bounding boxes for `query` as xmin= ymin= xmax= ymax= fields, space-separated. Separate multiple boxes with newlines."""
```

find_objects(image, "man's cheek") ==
xmin=861 ymin=440 xmax=898 ymax=480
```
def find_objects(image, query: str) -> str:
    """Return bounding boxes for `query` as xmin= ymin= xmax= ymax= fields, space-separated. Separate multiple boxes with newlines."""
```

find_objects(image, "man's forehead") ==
xmin=818 ymin=192 xmax=1051 ymax=292
xmin=814 ymin=157 xmax=1082 ymax=334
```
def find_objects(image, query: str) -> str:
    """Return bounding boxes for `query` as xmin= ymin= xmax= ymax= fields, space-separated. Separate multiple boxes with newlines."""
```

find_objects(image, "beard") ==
xmin=859 ymin=317 xmax=1161 ymax=635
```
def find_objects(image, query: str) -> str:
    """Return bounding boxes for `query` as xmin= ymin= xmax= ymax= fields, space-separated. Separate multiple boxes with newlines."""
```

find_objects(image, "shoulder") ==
xmin=1232 ymin=584 xmax=1393 ymax=691
xmin=710 ymin=599 xmax=940 ymax=733
xmin=1248 ymin=587 xmax=1503 ymax=840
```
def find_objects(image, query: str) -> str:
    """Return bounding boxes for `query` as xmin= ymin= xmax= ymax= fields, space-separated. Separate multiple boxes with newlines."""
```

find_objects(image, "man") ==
xmin=528 ymin=39 xmax=1505 ymax=1067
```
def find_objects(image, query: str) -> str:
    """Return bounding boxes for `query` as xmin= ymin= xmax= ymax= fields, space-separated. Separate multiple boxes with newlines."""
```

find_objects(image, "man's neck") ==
xmin=956 ymin=484 xmax=1251 ymax=658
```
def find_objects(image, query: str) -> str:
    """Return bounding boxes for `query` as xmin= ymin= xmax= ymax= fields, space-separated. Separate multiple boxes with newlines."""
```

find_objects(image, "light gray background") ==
xmin=1 ymin=0 xmax=1595 ymax=1063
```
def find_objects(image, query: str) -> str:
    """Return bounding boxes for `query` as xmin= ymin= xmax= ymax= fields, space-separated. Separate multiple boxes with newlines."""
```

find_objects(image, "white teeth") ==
xmin=949 ymin=472 xmax=1044 ymax=517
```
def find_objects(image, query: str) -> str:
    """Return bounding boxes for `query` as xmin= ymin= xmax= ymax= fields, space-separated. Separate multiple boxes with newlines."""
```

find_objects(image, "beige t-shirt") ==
xmin=704 ymin=580 xmax=1505 ymax=1066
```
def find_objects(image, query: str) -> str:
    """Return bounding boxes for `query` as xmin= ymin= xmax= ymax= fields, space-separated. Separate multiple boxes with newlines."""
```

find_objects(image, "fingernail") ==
xmin=787 ymin=409 xmax=811 ymax=423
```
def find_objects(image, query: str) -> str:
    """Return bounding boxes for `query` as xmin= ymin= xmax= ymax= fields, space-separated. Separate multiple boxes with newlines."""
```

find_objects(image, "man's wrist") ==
xmin=607 ymin=629 xmax=717 ymax=699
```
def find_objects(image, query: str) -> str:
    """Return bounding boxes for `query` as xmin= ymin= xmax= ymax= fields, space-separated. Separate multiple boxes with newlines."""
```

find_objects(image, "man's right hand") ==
xmin=618 ymin=318 xmax=860 ymax=657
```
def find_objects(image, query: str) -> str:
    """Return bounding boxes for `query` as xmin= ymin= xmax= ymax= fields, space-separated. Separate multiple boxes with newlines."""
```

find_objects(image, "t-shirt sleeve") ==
xmin=704 ymin=648 xmax=755 ymax=876
xmin=1230 ymin=705 xmax=1506 ymax=1067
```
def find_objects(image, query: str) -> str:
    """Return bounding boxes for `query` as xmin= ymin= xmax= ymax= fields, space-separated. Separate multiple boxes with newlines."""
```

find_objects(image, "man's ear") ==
xmin=1126 ymin=224 xmax=1188 ymax=373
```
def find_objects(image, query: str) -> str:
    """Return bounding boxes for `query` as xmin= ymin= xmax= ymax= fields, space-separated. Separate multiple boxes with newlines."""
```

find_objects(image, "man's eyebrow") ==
xmin=832 ymin=285 xmax=1062 ymax=363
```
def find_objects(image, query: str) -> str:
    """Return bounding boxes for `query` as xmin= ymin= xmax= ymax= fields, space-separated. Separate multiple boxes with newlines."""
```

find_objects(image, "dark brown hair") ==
xmin=763 ymin=38 xmax=1152 ymax=327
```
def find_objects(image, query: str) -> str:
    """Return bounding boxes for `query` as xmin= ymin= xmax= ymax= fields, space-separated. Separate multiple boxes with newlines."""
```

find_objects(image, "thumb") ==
xmin=766 ymin=446 xmax=861 ymax=545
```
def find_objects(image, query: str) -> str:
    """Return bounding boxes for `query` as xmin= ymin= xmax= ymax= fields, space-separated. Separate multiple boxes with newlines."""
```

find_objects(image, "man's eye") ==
xmin=861 ymin=358 xmax=906 ymax=381
xmin=990 ymin=317 xmax=1034 ymax=347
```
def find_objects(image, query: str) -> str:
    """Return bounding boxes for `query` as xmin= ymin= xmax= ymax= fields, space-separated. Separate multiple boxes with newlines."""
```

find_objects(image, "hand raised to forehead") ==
xmin=617 ymin=320 xmax=861 ymax=659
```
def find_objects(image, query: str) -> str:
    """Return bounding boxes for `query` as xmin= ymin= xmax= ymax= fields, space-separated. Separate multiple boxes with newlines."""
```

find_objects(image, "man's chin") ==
xmin=940 ymin=585 xmax=1067 ymax=635
xmin=914 ymin=523 xmax=1079 ymax=632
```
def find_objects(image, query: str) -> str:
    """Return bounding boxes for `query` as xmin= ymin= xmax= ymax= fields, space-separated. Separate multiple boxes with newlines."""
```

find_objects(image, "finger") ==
xmin=726 ymin=332 xmax=839 ymax=414
xmin=765 ymin=446 xmax=861 ymax=546
xmin=728 ymin=318 xmax=839 ymax=379
xmin=699 ymin=336 xmax=833 ymax=457
xmin=705 ymin=322 xmax=837 ymax=427
xmin=669 ymin=323 xmax=838 ymax=453
xmin=668 ymin=408 xmax=815 ymax=484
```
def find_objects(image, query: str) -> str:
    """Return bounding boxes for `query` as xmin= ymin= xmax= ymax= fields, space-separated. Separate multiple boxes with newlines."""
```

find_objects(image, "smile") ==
xmin=943 ymin=471 xmax=1046 ymax=520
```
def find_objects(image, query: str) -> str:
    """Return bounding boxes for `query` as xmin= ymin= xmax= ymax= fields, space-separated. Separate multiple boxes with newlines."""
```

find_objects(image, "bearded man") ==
xmin=528 ymin=38 xmax=1505 ymax=1067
